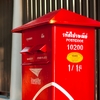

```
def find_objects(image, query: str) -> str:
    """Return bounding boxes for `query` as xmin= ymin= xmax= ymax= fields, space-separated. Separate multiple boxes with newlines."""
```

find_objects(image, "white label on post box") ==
xmin=31 ymin=78 xmax=41 ymax=85
xmin=26 ymin=37 xmax=33 ymax=41
xmin=29 ymin=68 xmax=42 ymax=77
xmin=21 ymin=47 xmax=31 ymax=53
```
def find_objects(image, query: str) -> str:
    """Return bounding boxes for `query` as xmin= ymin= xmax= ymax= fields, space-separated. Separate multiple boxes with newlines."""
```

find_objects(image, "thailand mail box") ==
xmin=12 ymin=9 xmax=100 ymax=100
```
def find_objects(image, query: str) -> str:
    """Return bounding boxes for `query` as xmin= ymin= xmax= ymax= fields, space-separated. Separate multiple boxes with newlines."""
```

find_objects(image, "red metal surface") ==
xmin=12 ymin=9 xmax=100 ymax=33
xmin=22 ymin=25 xmax=53 ymax=100
xmin=21 ymin=25 xmax=95 ymax=100
xmin=53 ymin=26 xmax=95 ymax=100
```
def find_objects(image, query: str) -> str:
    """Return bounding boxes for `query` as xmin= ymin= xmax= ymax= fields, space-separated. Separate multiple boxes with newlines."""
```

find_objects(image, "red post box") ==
xmin=12 ymin=9 xmax=100 ymax=100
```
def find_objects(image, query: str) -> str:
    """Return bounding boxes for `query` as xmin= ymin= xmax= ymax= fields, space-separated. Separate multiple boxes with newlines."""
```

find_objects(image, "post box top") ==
xmin=12 ymin=9 xmax=100 ymax=33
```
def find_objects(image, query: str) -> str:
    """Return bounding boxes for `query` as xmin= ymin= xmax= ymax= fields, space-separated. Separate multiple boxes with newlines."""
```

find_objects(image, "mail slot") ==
xmin=12 ymin=9 xmax=100 ymax=100
xmin=21 ymin=44 xmax=47 ymax=54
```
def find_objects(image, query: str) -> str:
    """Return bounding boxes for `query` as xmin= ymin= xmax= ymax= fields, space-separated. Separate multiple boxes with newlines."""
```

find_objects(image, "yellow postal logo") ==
xmin=67 ymin=52 xmax=83 ymax=63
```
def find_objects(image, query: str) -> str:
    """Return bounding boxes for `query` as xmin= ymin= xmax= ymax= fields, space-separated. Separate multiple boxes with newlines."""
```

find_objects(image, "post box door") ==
xmin=53 ymin=25 xmax=95 ymax=100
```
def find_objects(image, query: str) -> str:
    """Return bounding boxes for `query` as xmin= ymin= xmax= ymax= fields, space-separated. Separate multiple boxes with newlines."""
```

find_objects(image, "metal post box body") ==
xmin=12 ymin=9 xmax=100 ymax=100
xmin=21 ymin=25 xmax=53 ymax=100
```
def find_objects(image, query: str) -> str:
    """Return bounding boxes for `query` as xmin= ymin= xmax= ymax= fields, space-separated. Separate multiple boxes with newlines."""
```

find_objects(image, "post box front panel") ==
xmin=22 ymin=25 xmax=53 ymax=100
xmin=54 ymin=26 xmax=95 ymax=100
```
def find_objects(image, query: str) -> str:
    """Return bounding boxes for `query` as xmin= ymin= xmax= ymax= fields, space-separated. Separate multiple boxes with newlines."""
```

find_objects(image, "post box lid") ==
xmin=12 ymin=9 xmax=100 ymax=33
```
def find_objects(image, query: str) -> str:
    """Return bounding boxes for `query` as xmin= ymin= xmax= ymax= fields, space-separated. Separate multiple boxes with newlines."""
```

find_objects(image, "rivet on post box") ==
xmin=12 ymin=9 xmax=100 ymax=100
